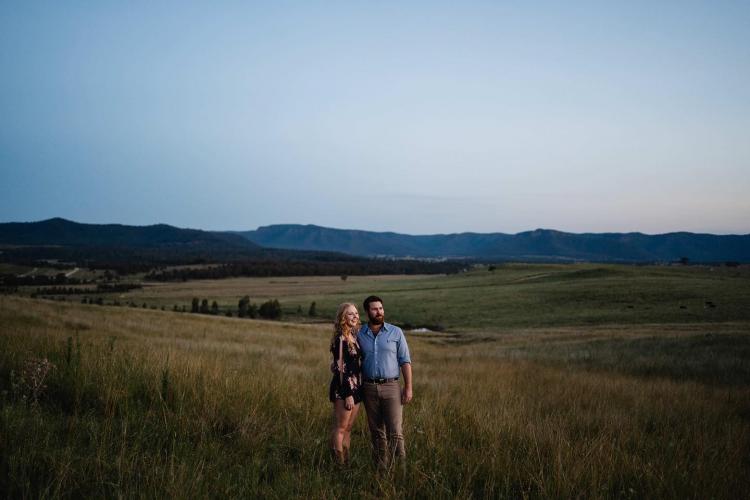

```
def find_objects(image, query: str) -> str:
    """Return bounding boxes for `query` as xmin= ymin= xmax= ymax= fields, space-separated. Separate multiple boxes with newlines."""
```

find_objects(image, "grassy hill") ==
xmin=2 ymin=264 xmax=749 ymax=497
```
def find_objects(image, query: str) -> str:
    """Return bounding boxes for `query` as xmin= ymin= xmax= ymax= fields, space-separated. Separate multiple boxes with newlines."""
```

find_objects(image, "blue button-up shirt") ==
xmin=358 ymin=322 xmax=411 ymax=380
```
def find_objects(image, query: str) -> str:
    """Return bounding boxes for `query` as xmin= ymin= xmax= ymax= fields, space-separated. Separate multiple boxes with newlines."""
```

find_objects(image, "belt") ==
xmin=364 ymin=377 xmax=399 ymax=384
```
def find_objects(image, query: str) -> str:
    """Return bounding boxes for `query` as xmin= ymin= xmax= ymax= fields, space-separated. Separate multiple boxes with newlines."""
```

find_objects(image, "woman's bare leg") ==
xmin=342 ymin=403 xmax=360 ymax=463
xmin=330 ymin=400 xmax=351 ymax=463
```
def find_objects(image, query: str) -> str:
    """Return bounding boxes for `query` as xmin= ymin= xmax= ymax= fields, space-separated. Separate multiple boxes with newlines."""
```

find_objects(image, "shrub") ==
xmin=259 ymin=299 xmax=281 ymax=320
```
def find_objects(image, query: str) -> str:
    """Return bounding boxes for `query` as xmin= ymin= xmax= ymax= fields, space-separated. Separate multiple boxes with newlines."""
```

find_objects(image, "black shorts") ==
xmin=329 ymin=377 xmax=363 ymax=404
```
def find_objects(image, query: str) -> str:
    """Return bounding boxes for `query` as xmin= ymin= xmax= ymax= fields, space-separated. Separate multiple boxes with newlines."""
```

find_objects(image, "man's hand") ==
xmin=401 ymin=362 xmax=413 ymax=405
xmin=401 ymin=386 xmax=413 ymax=405
xmin=345 ymin=395 xmax=354 ymax=410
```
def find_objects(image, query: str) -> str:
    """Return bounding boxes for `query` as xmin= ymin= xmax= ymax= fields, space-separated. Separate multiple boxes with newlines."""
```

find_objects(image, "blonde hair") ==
xmin=330 ymin=302 xmax=360 ymax=350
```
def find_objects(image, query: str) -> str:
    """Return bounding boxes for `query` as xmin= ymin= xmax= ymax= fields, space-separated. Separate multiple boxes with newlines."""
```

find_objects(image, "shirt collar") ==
xmin=362 ymin=322 xmax=389 ymax=337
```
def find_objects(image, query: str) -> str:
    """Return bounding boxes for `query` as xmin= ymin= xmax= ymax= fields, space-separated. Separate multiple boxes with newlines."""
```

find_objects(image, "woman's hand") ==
xmin=344 ymin=396 xmax=354 ymax=410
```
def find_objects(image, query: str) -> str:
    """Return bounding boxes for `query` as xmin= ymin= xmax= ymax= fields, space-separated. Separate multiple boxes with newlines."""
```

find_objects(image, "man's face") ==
xmin=367 ymin=301 xmax=385 ymax=325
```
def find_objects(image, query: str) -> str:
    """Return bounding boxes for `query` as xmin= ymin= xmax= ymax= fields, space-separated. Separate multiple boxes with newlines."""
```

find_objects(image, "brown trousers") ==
xmin=362 ymin=381 xmax=404 ymax=467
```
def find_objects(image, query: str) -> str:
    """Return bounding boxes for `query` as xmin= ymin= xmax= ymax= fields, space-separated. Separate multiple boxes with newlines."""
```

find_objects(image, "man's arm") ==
xmin=401 ymin=362 xmax=412 ymax=404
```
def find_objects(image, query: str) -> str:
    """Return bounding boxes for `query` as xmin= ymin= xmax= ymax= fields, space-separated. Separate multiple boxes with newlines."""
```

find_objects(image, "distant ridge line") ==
xmin=237 ymin=224 xmax=750 ymax=263
xmin=253 ymin=222 xmax=749 ymax=238
xmin=0 ymin=218 xmax=748 ymax=263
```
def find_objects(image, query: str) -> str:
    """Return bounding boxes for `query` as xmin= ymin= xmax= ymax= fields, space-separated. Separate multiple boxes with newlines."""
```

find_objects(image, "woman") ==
xmin=329 ymin=302 xmax=363 ymax=465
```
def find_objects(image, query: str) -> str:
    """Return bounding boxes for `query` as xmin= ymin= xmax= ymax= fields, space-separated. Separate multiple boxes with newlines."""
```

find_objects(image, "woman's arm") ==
xmin=332 ymin=337 xmax=354 ymax=399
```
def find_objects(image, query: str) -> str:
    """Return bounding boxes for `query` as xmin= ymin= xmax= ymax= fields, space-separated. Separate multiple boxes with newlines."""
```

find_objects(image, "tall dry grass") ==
xmin=1 ymin=295 xmax=749 ymax=498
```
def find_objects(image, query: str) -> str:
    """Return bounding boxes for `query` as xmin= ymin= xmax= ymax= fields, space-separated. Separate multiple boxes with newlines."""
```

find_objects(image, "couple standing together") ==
xmin=328 ymin=295 xmax=413 ymax=469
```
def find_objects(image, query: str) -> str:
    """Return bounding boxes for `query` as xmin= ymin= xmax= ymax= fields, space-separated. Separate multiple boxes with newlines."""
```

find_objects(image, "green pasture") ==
xmin=89 ymin=263 xmax=750 ymax=332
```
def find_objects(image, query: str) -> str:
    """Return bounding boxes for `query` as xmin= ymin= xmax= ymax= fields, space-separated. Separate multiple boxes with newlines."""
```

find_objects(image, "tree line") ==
xmin=0 ymin=273 xmax=85 ymax=287
xmin=44 ymin=293 xmax=287 ymax=320
xmin=29 ymin=283 xmax=142 ymax=296
xmin=190 ymin=296 xmax=282 ymax=320
xmin=145 ymin=259 xmax=466 ymax=281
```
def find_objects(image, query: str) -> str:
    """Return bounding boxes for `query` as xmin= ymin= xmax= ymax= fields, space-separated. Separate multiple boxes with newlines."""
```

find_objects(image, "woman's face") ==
xmin=344 ymin=306 xmax=360 ymax=328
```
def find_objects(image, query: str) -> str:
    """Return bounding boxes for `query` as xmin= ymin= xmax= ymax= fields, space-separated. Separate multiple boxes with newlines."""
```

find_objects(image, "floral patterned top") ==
xmin=329 ymin=333 xmax=363 ymax=403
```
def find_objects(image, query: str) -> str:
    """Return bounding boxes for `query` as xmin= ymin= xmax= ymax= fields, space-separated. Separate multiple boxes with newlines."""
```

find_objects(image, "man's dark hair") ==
xmin=363 ymin=295 xmax=383 ymax=311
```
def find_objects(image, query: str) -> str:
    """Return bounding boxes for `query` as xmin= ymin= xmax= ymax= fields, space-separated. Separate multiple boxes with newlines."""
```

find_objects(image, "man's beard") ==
xmin=368 ymin=314 xmax=384 ymax=325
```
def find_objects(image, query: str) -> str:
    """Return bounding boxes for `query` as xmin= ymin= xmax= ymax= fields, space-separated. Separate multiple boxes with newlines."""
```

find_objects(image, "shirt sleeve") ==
xmin=396 ymin=329 xmax=411 ymax=366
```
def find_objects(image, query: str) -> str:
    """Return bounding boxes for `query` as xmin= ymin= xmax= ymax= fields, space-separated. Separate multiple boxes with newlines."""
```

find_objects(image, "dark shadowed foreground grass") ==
xmin=1 ymin=296 xmax=749 ymax=498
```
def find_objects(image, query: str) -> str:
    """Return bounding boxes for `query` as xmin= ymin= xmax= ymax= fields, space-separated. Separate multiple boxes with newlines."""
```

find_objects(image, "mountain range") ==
xmin=0 ymin=217 xmax=258 ymax=250
xmin=239 ymin=224 xmax=750 ymax=263
xmin=1 ymin=218 xmax=749 ymax=264
xmin=0 ymin=218 xmax=351 ymax=272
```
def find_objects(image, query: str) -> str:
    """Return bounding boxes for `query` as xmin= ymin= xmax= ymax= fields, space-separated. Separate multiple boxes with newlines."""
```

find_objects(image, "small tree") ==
xmin=308 ymin=301 xmax=317 ymax=317
xmin=238 ymin=295 xmax=250 ymax=318
xmin=211 ymin=301 xmax=219 ymax=315
xmin=200 ymin=299 xmax=209 ymax=314
xmin=259 ymin=299 xmax=282 ymax=320
xmin=247 ymin=303 xmax=258 ymax=319
xmin=191 ymin=297 xmax=200 ymax=313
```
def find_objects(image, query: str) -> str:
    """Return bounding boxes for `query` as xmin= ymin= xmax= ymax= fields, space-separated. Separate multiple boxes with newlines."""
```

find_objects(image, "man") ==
xmin=357 ymin=295 xmax=413 ymax=469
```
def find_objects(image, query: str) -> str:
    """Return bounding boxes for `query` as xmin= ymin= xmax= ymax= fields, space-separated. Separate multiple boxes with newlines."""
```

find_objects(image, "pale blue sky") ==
xmin=1 ymin=1 xmax=749 ymax=234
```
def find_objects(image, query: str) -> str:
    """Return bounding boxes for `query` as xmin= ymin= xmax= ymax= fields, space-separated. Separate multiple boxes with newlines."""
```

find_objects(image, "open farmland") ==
xmin=78 ymin=263 xmax=750 ymax=331
xmin=2 ymin=262 xmax=750 ymax=498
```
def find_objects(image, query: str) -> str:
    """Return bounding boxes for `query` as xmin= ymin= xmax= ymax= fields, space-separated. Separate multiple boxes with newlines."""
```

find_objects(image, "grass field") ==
xmin=2 ymin=264 xmax=750 ymax=498
xmin=69 ymin=263 xmax=750 ymax=331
